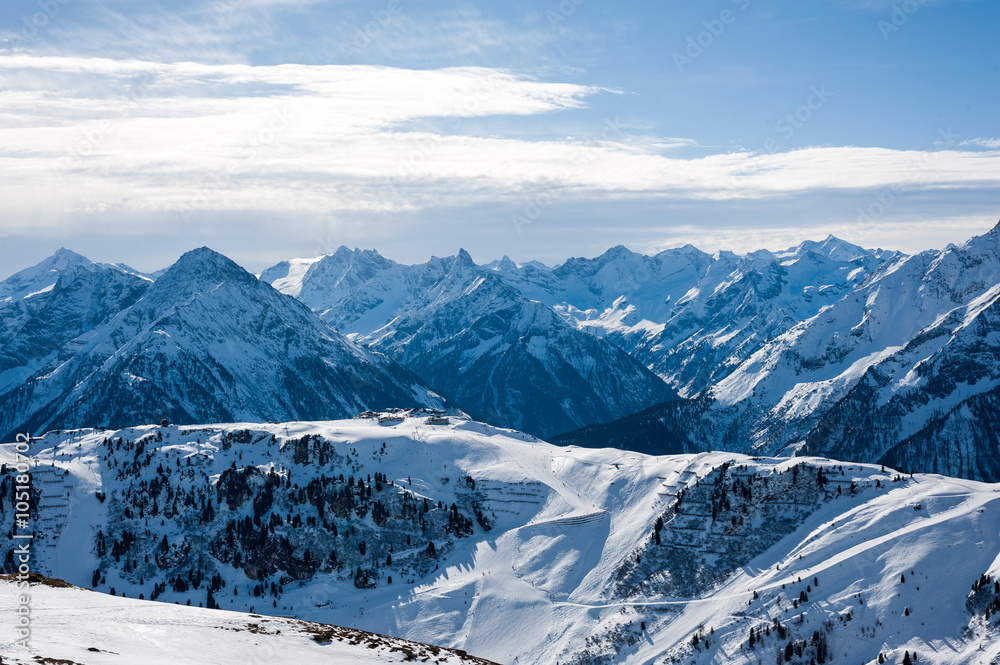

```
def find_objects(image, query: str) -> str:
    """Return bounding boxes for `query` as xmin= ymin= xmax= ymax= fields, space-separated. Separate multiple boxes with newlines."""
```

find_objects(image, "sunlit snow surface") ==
xmin=0 ymin=575 xmax=497 ymax=664
xmin=3 ymin=417 xmax=1000 ymax=664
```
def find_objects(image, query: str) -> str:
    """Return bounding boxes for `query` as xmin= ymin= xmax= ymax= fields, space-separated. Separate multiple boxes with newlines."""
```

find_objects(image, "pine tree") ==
xmin=903 ymin=652 xmax=912 ymax=665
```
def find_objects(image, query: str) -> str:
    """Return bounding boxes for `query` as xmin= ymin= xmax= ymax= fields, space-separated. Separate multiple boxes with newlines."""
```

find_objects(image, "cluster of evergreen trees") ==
xmin=968 ymin=572 xmax=1000 ymax=619
xmin=79 ymin=430 xmax=491 ymax=606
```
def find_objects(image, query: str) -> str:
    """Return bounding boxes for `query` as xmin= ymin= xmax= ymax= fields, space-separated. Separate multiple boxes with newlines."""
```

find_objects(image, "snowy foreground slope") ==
xmin=4 ymin=416 xmax=1000 ymax=664
xmin=0 ymin=575 xmax=497 ymax=665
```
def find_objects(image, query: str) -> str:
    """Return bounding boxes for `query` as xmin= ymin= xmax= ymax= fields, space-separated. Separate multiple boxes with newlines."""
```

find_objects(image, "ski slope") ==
xmin=3 ymin=416 xmax=1000 ymax=664
xmin=0 ymin=574 xmax=497 ymax=664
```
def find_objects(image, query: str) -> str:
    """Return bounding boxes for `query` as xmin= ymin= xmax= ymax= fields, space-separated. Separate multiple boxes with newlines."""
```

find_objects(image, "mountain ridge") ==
xmin=0 ymin=247 xmax=444 ymax=440
xmin=4 ymin=417 xmax=1000 ymax=665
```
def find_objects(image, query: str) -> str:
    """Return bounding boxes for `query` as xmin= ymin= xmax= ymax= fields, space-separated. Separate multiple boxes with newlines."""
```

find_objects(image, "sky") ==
xmin=0 ymin=0 xmax=998 ymax=277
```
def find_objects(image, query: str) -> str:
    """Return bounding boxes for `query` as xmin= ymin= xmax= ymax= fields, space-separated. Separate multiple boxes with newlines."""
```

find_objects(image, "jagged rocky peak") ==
xmin=600 ymin=244 xmax=637 ymax=260
xmin=310 ymin=246 xmax=395 ymax=284
xmin=342 ymin=246 xmax=394 ymax=270
xmin=2 ymin=246 xmax=90 ymax=280
xmin=491 ymin=255 xmax=520 ymax=272
xmin=420 ymin=248 xmax=480 ymax=283
xmin=557 ymin=244 xmax=636 ymax=271
xmin=452 ymin=248 xmax=477 ymax=269
xmin=653 ymin=242 xmax=710 ymax=262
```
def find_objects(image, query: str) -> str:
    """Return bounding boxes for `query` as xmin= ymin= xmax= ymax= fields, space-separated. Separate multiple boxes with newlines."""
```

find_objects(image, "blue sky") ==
xmin=0 ymin=0 xmax=997 ymax=276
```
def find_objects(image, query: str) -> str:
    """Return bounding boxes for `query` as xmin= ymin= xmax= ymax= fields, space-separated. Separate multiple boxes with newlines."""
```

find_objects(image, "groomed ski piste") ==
xmin=0 ymin=573 xmax=499 ymax=664
xmin=3 ymin=413 xmax=1000 ymax=664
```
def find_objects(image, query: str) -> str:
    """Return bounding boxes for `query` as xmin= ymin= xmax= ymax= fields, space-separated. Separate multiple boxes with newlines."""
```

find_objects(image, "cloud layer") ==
xmin=2 ymin=54 xmax=998 ymax=231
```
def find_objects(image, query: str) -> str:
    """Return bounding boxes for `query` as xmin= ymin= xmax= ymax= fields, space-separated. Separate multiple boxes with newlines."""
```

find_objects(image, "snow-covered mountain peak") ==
xmin=664 ymin=242 xmax=704 ymax=256
xmin=554 ymin=245 xmax=641 ymax=279
xmin=256 ymin=256 xmax=324 ymax=298
xmin=778 ymin=235 xmax=871 ymax=263
xmin=435 ymin=248 xmax=480 ymax=284
xmin=158 ymin=247 xmax=258 ymax=291
xmin=599 ymin=244 xmax=635 ymax=260
xmin=0 ymin=247 xmax=99 ymax=303
xmin=50 ymin=246 xmax=89 ymax=264
xmin=488 ymin=255 xmax=520 ymax=273
xmin=955 ymin=218 xmax=1000 ymax=255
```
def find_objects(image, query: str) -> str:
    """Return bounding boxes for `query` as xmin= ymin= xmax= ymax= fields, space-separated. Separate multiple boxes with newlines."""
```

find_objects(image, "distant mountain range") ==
xmin=260 ymin=247 xmax=676 ymax=437
xmin=555 ymin=223 xmax=1000 ymax=482
xmin=3 ymin=221 xmax=1000 ymax=479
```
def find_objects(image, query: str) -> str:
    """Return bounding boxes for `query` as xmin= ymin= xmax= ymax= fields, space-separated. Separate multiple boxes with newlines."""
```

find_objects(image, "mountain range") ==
xmin=0 ymin=247 xmax=441 ymax=441
xmin=554 ymin=224 xmax=1000 ymax=482
xmin=3 ymin=222 xmax=1000 ymax=479
xmin=260 ymin=247 xmax=676 ymax=437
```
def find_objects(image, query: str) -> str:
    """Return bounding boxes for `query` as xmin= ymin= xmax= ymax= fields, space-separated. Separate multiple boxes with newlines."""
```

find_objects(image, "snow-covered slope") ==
xmin=5 ymin=418 xmax=1000 ymax=665
xmin=0 ymin=574 xmax=498 ymax=664
xmin=263 ymin=248 xmax=676 ymax=438
xmin=0 ymin=248 xmax=443 ymax=440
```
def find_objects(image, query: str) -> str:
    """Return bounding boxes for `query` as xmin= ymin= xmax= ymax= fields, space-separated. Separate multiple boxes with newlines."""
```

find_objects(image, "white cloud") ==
xmin=961 ymin=138 xmax=1000 ymax=149
xmin=1 ymin=54 xmax=999 ymax=238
